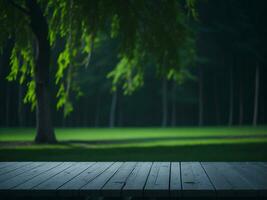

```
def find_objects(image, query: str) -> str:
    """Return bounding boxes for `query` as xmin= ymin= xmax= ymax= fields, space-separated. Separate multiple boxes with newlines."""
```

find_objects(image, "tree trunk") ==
xmin=228 ymin=67 xmax=234 ymax=126
xmin=253 ymin=64 xmax=260 ymax=126
xmin=171 ymin=81 xmax=176 ymax=127
xmin=162 ymin=77 xmax=168 ymax=127
xmin=83 ymin=98 xmax=88 ymax=127
xmin=198 ymin=67 xmax=204 ymax=126
xmin=5 ymin=84 xmax=10 ymax=127
xmin=94 ymin=95 xmax=100 ymax=127
xmin=26 ymin=0 xmax=56 ymax=143
xmin=213 ymin=75 xmax=220 ymax=125
xmin=239 ymin=74 xmax=243 ymax=125
xmin=18 ymin=84 xmax=25 ymax=127
xmin=94 ymin=106 xmax=100 ymax=127
xmin=62 ymin=113 xmax=66 ymax=127
xmin=118 ymin=109 xmax=123 ymax=127
xmin=109 ymin=90 xmax=117 ymax=127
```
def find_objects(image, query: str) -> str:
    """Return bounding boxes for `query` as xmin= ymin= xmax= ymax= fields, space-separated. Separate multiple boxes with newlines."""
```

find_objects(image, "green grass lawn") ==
xmin=0 ymin=126 xmax=267 ymax=161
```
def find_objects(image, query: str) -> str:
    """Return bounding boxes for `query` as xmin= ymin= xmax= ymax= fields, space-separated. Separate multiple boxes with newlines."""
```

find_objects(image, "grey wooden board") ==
xmin=0 ymin=162 xmax=266 ymax=198
xmin=229 ymin=162 xmax=267 ymax=197
xmin=122 ymin=162 xmax=152 ymax=197
xmin=181 ymin=162 xmax=215 ymax=197
xmin=80 ymin=162 xmax=123 ymax=196
xmin=101 ymin=162 xmax=137 ymax=196
xmin=33 ymin=162 xmax=94 ymax=195
xmin=0 ymin=162 xmax=31 ymax=176
xmin=33 ymin=162 xmax=93 ymax=190
xmin=144 ymin=162 xmax=170 ymax=197
xmin=0 ymin=162 xmax=42 ymax=183
xmin=58 ymin=162 xmax=113 ymax=196
xmin=170 ymin=162 xmax=182 ymax=197
xmin=259 ymin=162 xmax=267 ymax=167
xmin=14 ymin=162 xmax=72 ymax=191
xmin=0 ymin=162 xmax=17 ymax=170
xmin=202 ymin=162 xmax=257 ymax=197
xmin=0 ymin=162 xmax=61 ymax=189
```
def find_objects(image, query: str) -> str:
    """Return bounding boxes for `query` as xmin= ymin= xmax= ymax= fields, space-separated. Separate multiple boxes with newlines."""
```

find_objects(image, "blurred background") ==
xmin=1 ymin=0 xmax=267 ymax=128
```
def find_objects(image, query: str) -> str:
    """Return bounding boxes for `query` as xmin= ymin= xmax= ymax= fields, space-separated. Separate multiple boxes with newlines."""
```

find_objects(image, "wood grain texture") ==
xmin=122 ymin=162 xmax=152 ymax=197
xmin=58 ymin=162 xmax=113 ymax=196
xmin=0 ymin=162 xmax=31 ymax=176
xmin=101 ymin=162 xmax=137 ymax=196
xmin=0 ymin=162 xmax=61 ymax=189
xmin=170 ymin=162 xmax=182 ymax=197
xmin=229 ymin=162 xmax=267 ymax=197
xmin=144 ymin=162 xmax=170 ymax=197
xmin=0 ymin=161 xmax=266 ymax=198
xmin=181 ymin=162 xmax=215 ymax=197
xmin=0 ymin=162 xmax=42 ymax=183
xmin=33 ymin=162 xmax=94 ymax=196
xmin=202 ymin=162 xmax=258 ymax=197
xmin=80 ymin=162 xmax=123 ymax=196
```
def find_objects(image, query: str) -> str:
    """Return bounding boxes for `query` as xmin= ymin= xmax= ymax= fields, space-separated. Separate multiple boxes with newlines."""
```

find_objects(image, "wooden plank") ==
xmin=144 ymin=162 xmax=170 ymax=197
xmin=0 ymin=162 xmax=265 ymax=198
xmin=229 ymin=162 xmax=267 ymax=197
xmin=122 ymin=162 xmax=152 ymax=197
xmin=0 ymin=162 xmax=31 ymax=176
xmin=14 ymin=162 xmax=73 ymax=190
xmin=170 ymin=162 xmax=182 ymax=197
xmin=80 ymin=162 xmax=123 ymax=196
xmin=201 ymin=162 xmax=235 ymax=197
xmin=101 ymin=162 xmax=137 ymax=196
xmin=33 ymin=162 xmax=94 ymax=195
xmin=259 ymin=162 xmax=267 ymax=167
xmin=0 ymin=162 xmax=61 ymax=189
xmin=0 ymin=162 xmax=42 ymax=183
xmin=202 ymin=162 xmax=257 ymax=198
xmin=58 ymin=162 xmax=113 ymax=196
xmin=181 ymin=162 xmax=215 ymax=198
xmin=242 ymin=162 xmax=267 ymax=176
xmin=0 ymin=162 xmax=16 ymax=170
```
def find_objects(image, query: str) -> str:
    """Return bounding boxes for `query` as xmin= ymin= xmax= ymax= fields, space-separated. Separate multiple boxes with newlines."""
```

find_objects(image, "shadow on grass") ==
xmin=62 ymin=134 xmax=267 ymax=145
xmin=0 ymin=142 xmax=267 ymax=161
xmin=1 ymin=134 xmax=267 ymax=147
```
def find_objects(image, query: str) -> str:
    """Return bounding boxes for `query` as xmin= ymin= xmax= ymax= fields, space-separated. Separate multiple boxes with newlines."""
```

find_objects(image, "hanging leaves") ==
xmin=1 ymin=0 xmax=197 ymax=116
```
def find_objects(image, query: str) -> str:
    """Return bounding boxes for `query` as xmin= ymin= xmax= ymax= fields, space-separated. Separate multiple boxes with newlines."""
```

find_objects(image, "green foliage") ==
xmin=185 ymin=0 xmax=198 ymax=19
xmin=7 ymin=45 xmax=34 ymax=83
xmin=23 ymin=80 xmax=36 ymax=110
xmin=1 ymin=0 xmax=36 ymax=109
xmin=6 ymin=47 xmax=19 ymax=82
xmin=6 ymin=43 xmax=36 ymax=110
xmin=1 ymin=0 xmax=197 ymax=117
xmin=56 ymin=44 xmax=70 ymax=84
xmin=48 ymin=0 xmax=90 ymax=116
xmin=107 ymin=54 xmax=144 ymax=95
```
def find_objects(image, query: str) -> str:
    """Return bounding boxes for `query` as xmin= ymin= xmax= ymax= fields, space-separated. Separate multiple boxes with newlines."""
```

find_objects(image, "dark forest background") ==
xmin=0 ymin=0 xmax=266 ymax=128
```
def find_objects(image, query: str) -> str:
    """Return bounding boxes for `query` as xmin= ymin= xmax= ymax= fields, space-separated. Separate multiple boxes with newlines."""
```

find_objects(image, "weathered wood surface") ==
xmin=0 ymin=162 xmax=266 ymax=198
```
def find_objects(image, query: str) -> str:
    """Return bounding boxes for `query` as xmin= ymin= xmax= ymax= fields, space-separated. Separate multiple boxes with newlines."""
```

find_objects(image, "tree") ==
xmin=161 ymin=77 xmax=168 ymax=127
xmin=1 ymin=0 xmax=56 ymax=142
xmin=109 ymin=90 xmax=117 ymax=127
xmin=228 ymin=66 xmax=234 ymax=126
xmin=198 ymin=65 xmax=204 ymax=126
xmin=1 ymin=0 xmax=196 ymax=142
xmin=253 ymin=64 xmax=260 ymax=126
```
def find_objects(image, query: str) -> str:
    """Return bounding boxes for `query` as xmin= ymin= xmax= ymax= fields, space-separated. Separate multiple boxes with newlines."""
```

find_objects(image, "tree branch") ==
xmin=8 ymin=0 xmax=30 ymax=15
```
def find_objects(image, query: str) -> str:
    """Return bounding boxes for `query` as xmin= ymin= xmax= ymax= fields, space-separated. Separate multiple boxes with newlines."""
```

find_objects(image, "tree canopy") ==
xmin=1 ymin=0 xmax=196 ymax=114
xmin=0 ymin=0 xmax=196 ymax=143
